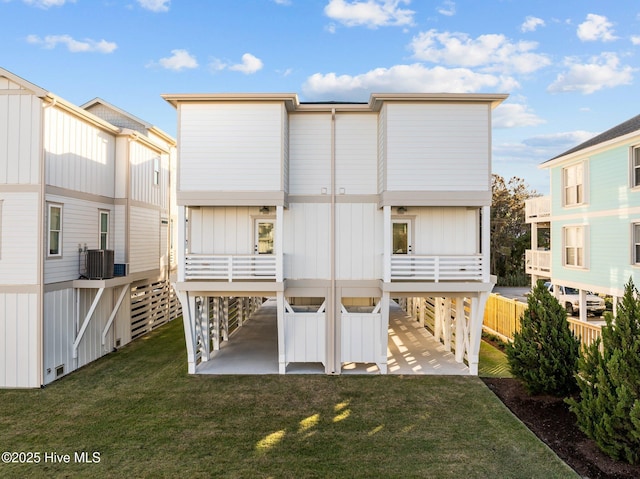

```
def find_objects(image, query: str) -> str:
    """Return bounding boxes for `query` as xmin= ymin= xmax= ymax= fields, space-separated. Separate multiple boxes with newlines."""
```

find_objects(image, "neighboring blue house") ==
xmin=526 ymin=114 xmax=640 ymax=321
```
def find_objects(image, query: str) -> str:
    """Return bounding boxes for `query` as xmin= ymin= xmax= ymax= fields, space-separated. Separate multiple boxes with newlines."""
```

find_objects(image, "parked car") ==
xmin=544 ymin=282 xmax=605 ymax=316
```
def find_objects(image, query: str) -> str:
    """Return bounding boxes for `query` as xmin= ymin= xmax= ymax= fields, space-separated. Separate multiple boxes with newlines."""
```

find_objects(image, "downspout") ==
xmin=38 ymin=97 xmax=56 ymax=385
xmin=329 ymin=107 xmax=337 ymax=374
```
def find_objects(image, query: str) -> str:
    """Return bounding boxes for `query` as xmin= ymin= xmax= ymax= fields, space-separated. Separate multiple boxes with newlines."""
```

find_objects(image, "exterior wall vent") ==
xmin=55 ymin=365 xmax=64 ymax=377
xmin=86 ymin=250 xmax=115 ymax=280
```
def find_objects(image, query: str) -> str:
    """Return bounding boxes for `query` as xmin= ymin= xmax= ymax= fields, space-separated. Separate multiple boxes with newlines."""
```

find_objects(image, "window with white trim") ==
xmin=631 ymin=146 xmax=640 ymax=187
xmin=564 ymin=225 xmax=585 ymax=268
xmin=563 ymin=163 xmax=585 ymax=206
xmin=153 ymin=157 xmax=160 ymax=186
xmin=99 ymin=211 xmax=109 ymax=250
xmin=633 ymin=223 xmax=640 ymax=264
xmin=48 ymin=204 xmax=62 ymax=257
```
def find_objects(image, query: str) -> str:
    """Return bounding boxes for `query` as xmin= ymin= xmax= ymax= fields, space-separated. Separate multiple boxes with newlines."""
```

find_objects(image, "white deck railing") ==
xmin=525 ymin=250 xmax=551 ymax=275
xmin=525 ymin=196 xmax=551 ymax=222
xmin=185 ymin=254 xmax=277 ymax=281
xmin=390 ymin=255 xmax=484 ymax=282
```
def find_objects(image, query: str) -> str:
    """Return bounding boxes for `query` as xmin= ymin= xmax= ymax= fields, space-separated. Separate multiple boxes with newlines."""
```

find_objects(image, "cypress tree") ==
xmin=567 ymin=279 xmax=640 ymax=464
xmin=506 ymin=280 xmax=580 ymax=396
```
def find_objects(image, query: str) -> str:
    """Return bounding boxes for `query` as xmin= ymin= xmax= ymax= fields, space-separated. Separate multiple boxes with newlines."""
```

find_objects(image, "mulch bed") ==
xmin=482 ymin=377 xmax=640 ymax=479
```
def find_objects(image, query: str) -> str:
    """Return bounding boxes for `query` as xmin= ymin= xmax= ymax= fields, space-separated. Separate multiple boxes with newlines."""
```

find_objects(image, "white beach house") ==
xmin=163 ymin=92 xmax=507 ymax=376
xmin=0 ymin=68 xmax=179 ymax=388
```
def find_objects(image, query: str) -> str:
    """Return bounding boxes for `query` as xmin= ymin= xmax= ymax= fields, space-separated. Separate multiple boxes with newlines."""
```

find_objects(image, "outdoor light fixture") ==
xmin=397 ymin=206 xmax=407 ymax=214
xmin=260 ymin=206 xmax=270 ymax=214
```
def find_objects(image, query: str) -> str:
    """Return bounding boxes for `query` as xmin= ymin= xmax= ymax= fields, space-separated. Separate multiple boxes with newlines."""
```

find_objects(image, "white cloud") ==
xmin=212 ymin=53 xmax=264 ymax=75
xmin=22 ymin=0 xmax=74 ymax=7
xmin=410 ymin=30 xmax=551 ymax=74
xmin=577 ymin=14 xmax=618 ymax=42
xmin=26 ymin=34 xmax=116 ymax=53
xmin=631 ymin=35 xmax=640 ymax=45
xmin=437 ymin=0 xmax=455 ymax=16
xmin=273 ymin=0 xmax=291 ymax=4
xmin=521 ymin=16 xmax=544 ymax=33
xmin=492 ymin=103 xmax=545 ymax=129
xmin=137 ymin=0 xmax=169 ymax=12
xmin=324 ymin=0 xmax=415 ymax=28
xmin=153 ymin=49 xmax=198 ymax=71
xmin=548 ymin=52 xmax=635 ymax=94
xmin=302 ymin=63 xmax=519 ymax=101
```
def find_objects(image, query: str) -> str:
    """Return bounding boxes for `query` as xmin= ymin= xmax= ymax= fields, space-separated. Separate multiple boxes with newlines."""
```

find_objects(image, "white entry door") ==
xmin=255 ymin=219 xmax=275 ymax=255
xmin=392 ymin=219 xmax=412 ymax=254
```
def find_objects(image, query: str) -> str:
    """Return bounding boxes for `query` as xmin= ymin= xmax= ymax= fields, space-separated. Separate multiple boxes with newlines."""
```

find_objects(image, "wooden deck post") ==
xmin=455 ymin=297 xmax=465 ymax=363
xmin=277 ymin=291 xmax=286 ymax=374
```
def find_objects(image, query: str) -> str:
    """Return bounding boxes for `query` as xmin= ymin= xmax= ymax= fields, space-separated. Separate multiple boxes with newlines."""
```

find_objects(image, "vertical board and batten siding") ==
xmin=413 ymin=207 xmax=478 ymax=255
xmin=0 ymin=292 xmax=39 ymax=387
xmin=336 ymin=203 xmax=383 ymax=280
xmin=384 ymin=103 xmax=490 ymax=191
xmin=335 ymin=113 xmax=378 ymax=194
xmin=284 ymin=312 xmax=326 ymax=364
xmin=0 ymin=83 xmax=41 ymax=184
xmin=0 ymin=192 xmax=39 ymax=284
xmin=44 ymin=195 xmax=115 ymax=284
xmin=129 ymin=141 xmax=168 ymax=208
xmin=44 ymin=106 xmax=115 ymax=198
xmin=114 ymin=204 xmax=126 ymax=264
xmin=284 ymin=203 xmax=331 ymax=280
xmin=179 ymin=103 xmax=283 ymax=191
xmin=378 ymin=105 xmax=386 ymax=194
xmin=129 ymin=206 xmax=160 ymax=273
xmin=282 ymin=106 xmax=289 ymax=193
xmin=189 ymin=206 xmax=255 ymax=255
xmin=43 ymin=287 xmax=130 ymax=385
xmin=288 ymin=113 xmax=331 ymax=195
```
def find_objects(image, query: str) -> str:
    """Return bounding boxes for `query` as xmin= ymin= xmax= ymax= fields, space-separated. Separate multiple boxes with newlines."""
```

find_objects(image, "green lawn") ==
xmin=0 ymin=319 xmax=575 ymax=479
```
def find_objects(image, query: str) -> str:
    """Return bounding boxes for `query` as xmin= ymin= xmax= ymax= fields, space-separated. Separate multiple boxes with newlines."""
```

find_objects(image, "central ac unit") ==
xmin=86 ymin=249 xmax=115 ymax=280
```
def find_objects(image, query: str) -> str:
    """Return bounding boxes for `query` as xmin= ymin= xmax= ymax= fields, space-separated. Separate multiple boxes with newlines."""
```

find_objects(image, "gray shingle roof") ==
xmin=546 ymin=113 xmax=640 ymax=163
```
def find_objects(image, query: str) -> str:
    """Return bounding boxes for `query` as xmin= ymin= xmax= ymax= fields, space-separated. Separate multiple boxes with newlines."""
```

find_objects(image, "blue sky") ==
xmin=2 ymin=0 xmax=639 ymax=193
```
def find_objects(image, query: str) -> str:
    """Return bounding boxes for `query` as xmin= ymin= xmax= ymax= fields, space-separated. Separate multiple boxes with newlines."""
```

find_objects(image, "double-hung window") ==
xmin=563 ymin=163 xmax=585 ymax=206
xmin=48 ymin=204 xmax=62 ymax=257
xmin=633 ymin=223 xmax=640 ymax=265
xmin=99 ymin=211 xmax=109 ymax=250
xmin=564 ymin=225 xmax=585 ymax=268
xmin=631 ymin=146 xmax=640 ymax=188
xmin=153 ymin=157 xmax=160 ymax=186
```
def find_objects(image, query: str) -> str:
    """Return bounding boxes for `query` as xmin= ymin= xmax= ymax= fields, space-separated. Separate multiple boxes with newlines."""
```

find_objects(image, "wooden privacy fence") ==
xmin=483 ymin=293 xmax=602 ymax=347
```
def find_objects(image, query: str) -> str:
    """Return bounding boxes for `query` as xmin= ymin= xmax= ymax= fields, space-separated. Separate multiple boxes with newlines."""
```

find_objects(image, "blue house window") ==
xmin=633 ymin=223 xmax=640 ymax=264
xmin=564 ymin=226 xmax=585 ymax=268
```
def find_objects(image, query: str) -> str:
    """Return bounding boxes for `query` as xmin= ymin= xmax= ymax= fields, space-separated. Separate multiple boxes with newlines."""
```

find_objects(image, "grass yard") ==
xmin=0 ymin=319 xmax=575 ymax=479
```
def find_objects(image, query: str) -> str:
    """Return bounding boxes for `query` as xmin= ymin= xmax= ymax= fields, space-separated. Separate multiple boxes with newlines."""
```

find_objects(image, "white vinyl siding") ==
xmin=129 ymin=206 xmax=160 ymax=273
xmin=0 ymin=292 xmax=39 ymax=388
xmin=129 ymin=141 xmax=167 ymax=208
xmin=335 ymin=114 xmax=378 ymax=195
xmin=44 ymin=106 xmax=116 ymax=198
xmin=0 ymin=86 xmax=42 ymax=185
xmin=377 ymin=105 xmax=386 ymax=193
xmin=0 ymin=192 xmax=38 ymax=284
xmin=336 ymin=203 xmax=383 ymax=280
xmin=284 ymin=203 xmax=331 ymax=280
xmin=413 ymin=207 xmax=477 ymax=255
xmin=563 ymin=162 xmax=586 ymax=207
xmin=189 ymin=206 xmax=257 ymax=255
xmin=44 ymin=196 xmax=114 ymax=284
xmin=384 ymin=103 xmax=490 ymax=191
xmin=179 ymin=103 xmax=284 ymax=191
xmin=289 ymin=113 xmax=331 ymax=195
xmin=564 ymin=225 xmax=585 ymax=268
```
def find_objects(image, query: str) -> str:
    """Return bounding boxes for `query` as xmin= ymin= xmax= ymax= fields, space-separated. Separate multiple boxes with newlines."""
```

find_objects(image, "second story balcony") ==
xmin=185 ymin=254 xmax=279 ymax=281
xmin=525 ymin=249 xmax=551 ymax=276
xmin=387 ymin=254 xmax=486 ymax=282
xmin=525 ymin=196 xmax=551 ymax=223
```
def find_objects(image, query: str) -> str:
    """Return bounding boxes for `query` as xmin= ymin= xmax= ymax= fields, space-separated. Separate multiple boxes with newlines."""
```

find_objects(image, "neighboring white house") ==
xmin=526 ymin=113 xmax=640 ymax=321
xmin=0 ymin=68 xmax=179 ymax=388
xmin=162 ymin=92 xmax=507 ymax=375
